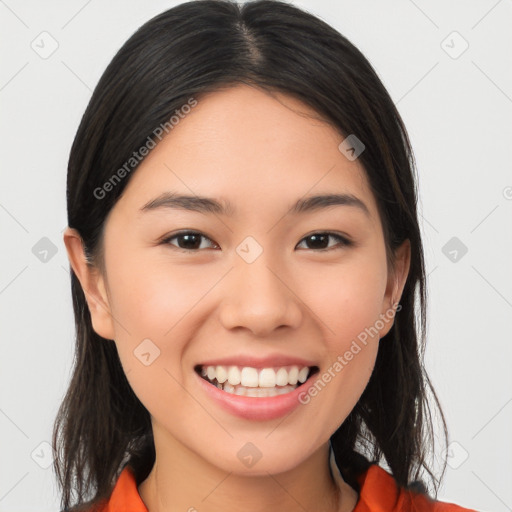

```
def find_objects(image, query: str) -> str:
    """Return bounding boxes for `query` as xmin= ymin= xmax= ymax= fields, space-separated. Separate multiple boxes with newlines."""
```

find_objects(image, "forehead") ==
xmin=115 ymin=84 xmax=379 ymax=224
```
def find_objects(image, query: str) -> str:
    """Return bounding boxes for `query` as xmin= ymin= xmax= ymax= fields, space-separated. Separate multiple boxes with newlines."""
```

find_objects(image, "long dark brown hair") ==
xmin=54 ymin=0 xmax=448 ymax=509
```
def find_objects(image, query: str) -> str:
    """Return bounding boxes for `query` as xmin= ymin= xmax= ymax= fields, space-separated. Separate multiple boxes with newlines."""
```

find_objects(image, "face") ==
xmin=66 ymin=84 xmax=409 ymax=476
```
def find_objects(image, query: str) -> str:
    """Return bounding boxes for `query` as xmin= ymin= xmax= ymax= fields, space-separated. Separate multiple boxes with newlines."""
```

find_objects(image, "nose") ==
xmin=218 ymin=251 xmax=303 ymax=337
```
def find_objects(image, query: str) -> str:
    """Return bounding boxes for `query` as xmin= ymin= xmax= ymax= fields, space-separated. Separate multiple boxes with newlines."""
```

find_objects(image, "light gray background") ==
xmin=1 ymin=1 xmax=511 ymax=511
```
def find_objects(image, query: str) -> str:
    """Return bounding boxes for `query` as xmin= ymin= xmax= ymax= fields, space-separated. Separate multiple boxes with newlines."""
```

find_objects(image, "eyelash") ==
xmin=160 ymin=230 xmax=353 ymax=253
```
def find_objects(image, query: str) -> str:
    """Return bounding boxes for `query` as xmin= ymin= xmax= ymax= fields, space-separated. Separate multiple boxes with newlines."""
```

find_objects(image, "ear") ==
xmin=63 ymin=227 xmax=116 ymax=340
xmin=378 ymin=238 xmax=411 ymax=338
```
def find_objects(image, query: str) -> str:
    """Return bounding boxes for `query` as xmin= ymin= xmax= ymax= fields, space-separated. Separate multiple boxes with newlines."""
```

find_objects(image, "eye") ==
xmin=161 ymin=231 xmax=219 ymax=251
xmin=295 ymin=232 xmax=352 ymax=251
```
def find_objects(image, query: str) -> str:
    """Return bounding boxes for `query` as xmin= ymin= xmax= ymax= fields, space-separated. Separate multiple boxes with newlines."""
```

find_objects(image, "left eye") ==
xmin=295 ymin=232 xmax=352 ymax=251
xmin=161 ymin=231 xmax=351 ymax=252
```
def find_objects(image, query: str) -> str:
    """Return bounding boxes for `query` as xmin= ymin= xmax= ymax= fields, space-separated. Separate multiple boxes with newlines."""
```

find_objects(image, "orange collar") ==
xmin=97 ymin=452 xmax=476 ymax=512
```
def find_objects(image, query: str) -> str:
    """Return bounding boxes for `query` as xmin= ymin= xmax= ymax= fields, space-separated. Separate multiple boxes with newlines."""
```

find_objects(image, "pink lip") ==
xmin=194 ymin=369 xmax=319 ymax=421
xmin=195 ymin=354 xmax=317 ymax=369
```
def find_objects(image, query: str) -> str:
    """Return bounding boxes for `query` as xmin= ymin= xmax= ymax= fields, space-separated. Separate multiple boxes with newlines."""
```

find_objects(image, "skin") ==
xmin=64 ymin=84 xmax=410 ymax=512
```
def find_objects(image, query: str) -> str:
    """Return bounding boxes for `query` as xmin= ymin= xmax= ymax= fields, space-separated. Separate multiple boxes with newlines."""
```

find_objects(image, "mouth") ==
xmin=194 ymin=364 xmax=320 ymax=398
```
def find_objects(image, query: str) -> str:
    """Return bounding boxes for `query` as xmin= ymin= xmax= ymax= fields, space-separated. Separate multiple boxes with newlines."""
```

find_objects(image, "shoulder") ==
xmin=62 ymin=466 xmax=147 ymax=512
xmin=353 ymin=463 xmax=478 ymax=512
xmin=73 ymin=460 xmax=478 ymax=512
xmin=99 ymin=465 xmax=148 ymax=512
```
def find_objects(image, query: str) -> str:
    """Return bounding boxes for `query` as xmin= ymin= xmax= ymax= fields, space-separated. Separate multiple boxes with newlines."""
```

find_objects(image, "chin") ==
xmin=200 ymin=439 xmax=317 ymax=477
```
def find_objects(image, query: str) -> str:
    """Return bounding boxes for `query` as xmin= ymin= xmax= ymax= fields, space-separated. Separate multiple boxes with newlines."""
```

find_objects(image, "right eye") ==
xmin=160 ymin=231 xmax=220 ymax=252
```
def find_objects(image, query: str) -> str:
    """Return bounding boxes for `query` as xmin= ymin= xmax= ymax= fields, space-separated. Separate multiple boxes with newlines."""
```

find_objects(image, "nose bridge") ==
xmin=219 ymin=238 xmax=302 ymax=335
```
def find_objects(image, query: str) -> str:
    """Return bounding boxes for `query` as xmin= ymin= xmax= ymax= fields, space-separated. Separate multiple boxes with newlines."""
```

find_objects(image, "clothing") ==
xmin=93 ymin=448 xmax=477 ymax=511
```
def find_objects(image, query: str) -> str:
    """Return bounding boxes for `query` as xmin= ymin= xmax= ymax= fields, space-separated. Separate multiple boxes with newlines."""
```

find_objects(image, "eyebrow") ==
xmin=140 ymin=192 xmax=371 ymax=218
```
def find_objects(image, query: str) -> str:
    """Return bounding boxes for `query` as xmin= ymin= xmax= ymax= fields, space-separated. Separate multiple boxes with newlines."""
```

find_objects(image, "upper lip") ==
xmin=195 ymin=354 xmax=318 ymax=369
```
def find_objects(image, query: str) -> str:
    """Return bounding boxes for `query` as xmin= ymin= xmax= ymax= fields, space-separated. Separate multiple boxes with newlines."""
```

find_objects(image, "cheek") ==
xmin=104 ymin=256 xmax=226 ymax=400
xmin=106 ymin=254 xmax=218 ymax=339
xmin=300 ymin=252 xmax=388 ymax=351
xmin=291 ymin=253 xmax=386 ymax=431
xmin=103 ymin=259 xmax=203 ymax=423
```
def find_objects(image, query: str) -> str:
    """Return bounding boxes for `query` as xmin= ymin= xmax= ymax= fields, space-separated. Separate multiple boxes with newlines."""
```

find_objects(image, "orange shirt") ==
xmin=94 ymin=452 xmax=477 ymax=512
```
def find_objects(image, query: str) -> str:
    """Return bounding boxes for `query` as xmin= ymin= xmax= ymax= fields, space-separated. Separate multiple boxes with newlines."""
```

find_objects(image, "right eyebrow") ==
xmin=140 ymin=192 xmax=235 ymax=216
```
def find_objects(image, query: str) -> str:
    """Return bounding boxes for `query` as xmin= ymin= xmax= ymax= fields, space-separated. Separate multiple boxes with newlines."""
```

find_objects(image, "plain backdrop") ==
xmin=0 ymin=1 xmax=511 ymax=511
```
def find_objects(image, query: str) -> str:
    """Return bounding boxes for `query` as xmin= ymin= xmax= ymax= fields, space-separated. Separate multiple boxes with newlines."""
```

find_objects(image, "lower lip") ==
xmin=194 ymin=370 xmax=318 ymax=421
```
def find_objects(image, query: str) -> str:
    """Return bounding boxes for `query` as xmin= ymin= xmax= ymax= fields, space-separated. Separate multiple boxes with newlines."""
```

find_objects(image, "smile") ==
xmin=194 ymin=364 xmax=320 ymax=398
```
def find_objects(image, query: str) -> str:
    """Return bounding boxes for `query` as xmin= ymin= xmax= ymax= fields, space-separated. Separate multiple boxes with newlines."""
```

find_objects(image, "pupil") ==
xmin=307 ymin=234 xmax=328 ymax=249
xmin=180 ymin=234 xmax=200 ymax=249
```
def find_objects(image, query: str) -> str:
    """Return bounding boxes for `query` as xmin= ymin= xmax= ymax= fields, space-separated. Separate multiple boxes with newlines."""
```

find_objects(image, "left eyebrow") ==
xmin=291 ymin=193 xmax=371 ymax=218
xmin=139 ymin=192 xmax=371 ymax=218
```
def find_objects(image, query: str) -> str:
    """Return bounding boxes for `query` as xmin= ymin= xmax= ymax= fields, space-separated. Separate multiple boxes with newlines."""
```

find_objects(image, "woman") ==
xmin=54 ymin=1 xmax=477 ymax=510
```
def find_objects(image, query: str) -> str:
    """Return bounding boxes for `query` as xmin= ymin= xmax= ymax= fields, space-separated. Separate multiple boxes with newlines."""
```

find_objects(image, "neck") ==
xmin=138 ymin=424 xmax=357 ymax=512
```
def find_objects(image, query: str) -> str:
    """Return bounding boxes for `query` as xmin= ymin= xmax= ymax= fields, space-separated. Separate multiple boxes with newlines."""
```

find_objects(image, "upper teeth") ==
xmin=200 ymin=365 xmax=311 ymax=387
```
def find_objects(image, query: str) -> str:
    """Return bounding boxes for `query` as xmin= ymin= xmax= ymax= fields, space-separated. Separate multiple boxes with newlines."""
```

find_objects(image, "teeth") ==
xmin=275 ymin=368 xmax=289 ymax=386
xmin=216 ymin=383 xmax=297 ymax=397
xmin=288 ymin=366 xmax=299 ymax=385
xmin=227 ymin=366 xmax=241 ymax=386
xmin=223 ymin=382 xmax=235 ymax=393
xmin=298 ymin=367 xmax=309 ymax=383
xmin=240 ymin=367 xmax=259 ymax=387
xmin=216 ymin=365 xmax=228 ymax=384
xmin=258 ymin=368 xmax=276 ymax=388
xmin=199 ymin=364 xmax=313 ymax=389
